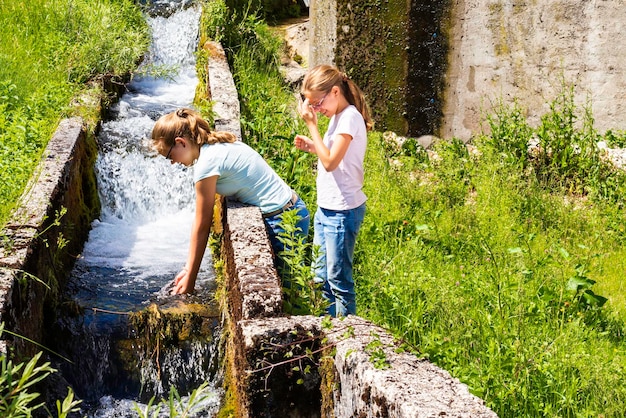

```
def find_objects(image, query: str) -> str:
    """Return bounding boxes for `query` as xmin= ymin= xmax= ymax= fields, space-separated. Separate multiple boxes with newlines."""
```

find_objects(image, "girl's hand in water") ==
xmin=172 ymin=267 xmax=194 ymax=294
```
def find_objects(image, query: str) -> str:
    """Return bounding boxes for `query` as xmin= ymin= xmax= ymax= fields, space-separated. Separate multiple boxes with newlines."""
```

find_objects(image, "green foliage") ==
xmin=0 ymin=0 xmax=149 ymax=228
xmin=224 ymin=0 xmax=304 ymax=24
xmin=277 ymin=209 xmax=328 ymax=316
xmin=357 ymin=93 xmax=626 ymax=416
xmin=0 ymin=351 xmax=51 ymax=416
xmin=52 ymin=387 xmax=82 ymax=418
xmin=364 ymin=332 xmax=390 ymax=370
xmin=477 ymin=82 xmax=626 ymax=205
xmin=133 ymin=381 xmax=215 ymax=418
xmin=0 ymin=325 xmax=81 ymax=417
xmin=604 ymin=128 xmax=626 ymax=148
xmin=480 ymin=98 xmax=534 ymax=168
xmin=379 ymin=133 xmax=429 ymax=172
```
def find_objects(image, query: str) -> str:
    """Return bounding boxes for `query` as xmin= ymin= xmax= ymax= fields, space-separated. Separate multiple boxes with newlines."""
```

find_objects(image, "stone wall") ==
xmin=310 ymin=0 xmax=626 ymax=141
xmin=0 ymin=118 xmax=100 ymax=357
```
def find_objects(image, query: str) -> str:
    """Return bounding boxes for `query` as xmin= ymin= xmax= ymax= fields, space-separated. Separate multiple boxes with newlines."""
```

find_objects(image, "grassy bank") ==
xmin=0 ymin=0 xmax=149 ymax=227
xmin=0 ymin=1 xmax=149 ymax=415
xmin=201 ymin=1 xmax=626 ymax=416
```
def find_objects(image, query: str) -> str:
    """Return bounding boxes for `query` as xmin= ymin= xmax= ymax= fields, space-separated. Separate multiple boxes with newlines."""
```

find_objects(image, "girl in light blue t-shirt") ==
xmin=152 ymin=108 xmax=309 ymax=294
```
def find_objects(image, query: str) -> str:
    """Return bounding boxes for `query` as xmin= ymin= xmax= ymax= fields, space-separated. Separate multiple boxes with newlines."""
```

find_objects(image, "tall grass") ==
xmin=357 ymin=99 xmax=626 ymax=416
xmin=201 ymin=1 xmax=626 ymax=415
xmin=0 ymin=0 xmax=149 ymax=227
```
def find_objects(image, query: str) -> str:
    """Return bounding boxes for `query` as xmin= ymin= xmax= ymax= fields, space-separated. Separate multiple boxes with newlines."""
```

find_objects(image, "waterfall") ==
xmin=47 ymin=1 xmax=222 ymax=416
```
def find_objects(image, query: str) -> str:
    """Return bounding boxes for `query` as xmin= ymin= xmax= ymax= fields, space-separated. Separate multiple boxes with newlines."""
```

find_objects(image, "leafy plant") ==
xmin=277 ymin=209 xmax=328 ymax=316
xmin=0 ymin=325 xmax=81 ymax=417
xmin=133 ymin=381 xmax=214 ymax=418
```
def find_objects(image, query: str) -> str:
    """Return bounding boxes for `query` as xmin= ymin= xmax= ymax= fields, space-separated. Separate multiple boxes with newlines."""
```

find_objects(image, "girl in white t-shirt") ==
xmin=152 ymin=108 xmax=309 ymax=294
xmin=294 ymin=65 xmax=373 ymax=317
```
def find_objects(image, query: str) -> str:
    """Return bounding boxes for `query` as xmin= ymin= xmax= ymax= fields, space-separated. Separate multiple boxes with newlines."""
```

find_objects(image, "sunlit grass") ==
xmin=0 ymin=0 xmax=149 ymax=227
xmin=356 ymin=121 xmax=626 ymax=416
xmin=204 ymin=1 xmax=626 ymax=416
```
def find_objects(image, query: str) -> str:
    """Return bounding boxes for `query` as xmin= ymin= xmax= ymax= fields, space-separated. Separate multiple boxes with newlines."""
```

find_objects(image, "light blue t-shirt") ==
xmin=193 ymin=141 xmax=292 ymax=214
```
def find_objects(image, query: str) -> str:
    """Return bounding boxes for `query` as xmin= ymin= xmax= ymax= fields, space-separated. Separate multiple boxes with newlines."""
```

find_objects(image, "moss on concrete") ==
xmin=334 ymin=0 xmax=451 ymax=137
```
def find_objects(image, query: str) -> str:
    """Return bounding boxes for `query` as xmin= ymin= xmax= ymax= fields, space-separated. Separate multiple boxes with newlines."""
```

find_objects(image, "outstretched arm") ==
xmin=172 ymin=175 xmax=218 ymax=294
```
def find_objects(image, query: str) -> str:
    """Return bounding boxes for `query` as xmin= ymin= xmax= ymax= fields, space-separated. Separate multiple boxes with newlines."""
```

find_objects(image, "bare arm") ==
xmin=172 ymin=175 xmax=217 ymax=294
xmin=294 ymin=99 xmax=352 ymax=172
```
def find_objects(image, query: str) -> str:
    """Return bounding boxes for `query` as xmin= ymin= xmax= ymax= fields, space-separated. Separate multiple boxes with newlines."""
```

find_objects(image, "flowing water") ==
xmin=47 ymin=1 xmax=222 ymax=416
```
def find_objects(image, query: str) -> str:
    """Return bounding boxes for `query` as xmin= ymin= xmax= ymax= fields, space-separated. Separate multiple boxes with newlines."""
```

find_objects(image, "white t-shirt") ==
xmin=317 ymin=105 xmax=367 ymax=211
xmin=193 ymin=141 xmax=292 ymax=214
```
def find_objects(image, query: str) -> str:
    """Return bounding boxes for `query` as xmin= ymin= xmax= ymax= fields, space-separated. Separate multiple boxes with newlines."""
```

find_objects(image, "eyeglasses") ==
xmin=165 ymin=141 xmax=176 ymax=160
xmin=310 ymin=93 xmax=328 ymax=110
xmin=301 ymin=92 xmax=329 ymax=110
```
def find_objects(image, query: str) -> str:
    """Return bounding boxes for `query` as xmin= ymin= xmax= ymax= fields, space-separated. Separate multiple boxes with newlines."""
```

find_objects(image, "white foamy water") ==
xmin=65 ymin=2 xmax=223 ymax=416
xmin=73 ymin=2 xmax=212 ymax=309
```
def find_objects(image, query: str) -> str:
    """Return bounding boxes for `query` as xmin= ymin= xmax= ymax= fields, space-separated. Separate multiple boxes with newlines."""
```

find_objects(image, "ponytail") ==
xmin=152 ymin=107 xmax=236 ymax=149
xmin=302 ymin=65 xmax=374 ymax=131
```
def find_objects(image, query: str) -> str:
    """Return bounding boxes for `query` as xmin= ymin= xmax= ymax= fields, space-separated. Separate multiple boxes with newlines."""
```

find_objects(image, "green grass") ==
xmin=358 ymin=132 xmax=626 ymax=416
xmin=201 ymin=2 xmax=626 ymax=415
xmin=0 ymin=0 xmax=149 ymax=227
xmin=0 ymin=1 xmax=149 ymax=416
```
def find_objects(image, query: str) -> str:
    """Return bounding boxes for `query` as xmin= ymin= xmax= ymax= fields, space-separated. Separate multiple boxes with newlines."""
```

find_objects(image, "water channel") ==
xmin=46 ymin=1 xmax=222 ymax=416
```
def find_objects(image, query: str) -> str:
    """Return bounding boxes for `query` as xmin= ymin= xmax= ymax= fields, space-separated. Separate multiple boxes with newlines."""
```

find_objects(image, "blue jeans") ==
xmin=313 ymin=203 xmax=366 ymax=317
xmin=264 ymin=196 xmax=310 ymax=269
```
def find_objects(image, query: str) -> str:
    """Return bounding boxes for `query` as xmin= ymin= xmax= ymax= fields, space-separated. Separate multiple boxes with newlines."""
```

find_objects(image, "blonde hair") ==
xmin=151 ymin=107 xmax=236 ymax=153
xmin=301 ymin=64 xmax=374 ymax=131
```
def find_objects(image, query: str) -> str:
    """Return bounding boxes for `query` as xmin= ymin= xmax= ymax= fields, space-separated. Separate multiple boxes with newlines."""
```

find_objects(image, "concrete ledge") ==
xmin=236 ymin=316 xmax=497 ymax=417
xmin=205 ymin=41 xmax=242 ymax=140
xmin=221 ymin=201 xmax=282 ymax=322
xmin=0 ymin=117 xmax=100 ymax=357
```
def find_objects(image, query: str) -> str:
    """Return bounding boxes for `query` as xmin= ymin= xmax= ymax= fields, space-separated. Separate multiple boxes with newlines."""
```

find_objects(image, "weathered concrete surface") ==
xmin=309 ymin=0 xmax=336 ymax=67
xmin=310 ymin=0 xmax=626 ymax=140
xmin=237 ymin=316 xmax=497 ymax=418
xmin=443 ymin=0 xmax=626 ymax=140
xmin=221 ymin=201 xmax=282 ymax=322
xmin=0 ymin=117 xmax=99 ymax=357
xmin=205 ymin=41 xmax=242 ymax=140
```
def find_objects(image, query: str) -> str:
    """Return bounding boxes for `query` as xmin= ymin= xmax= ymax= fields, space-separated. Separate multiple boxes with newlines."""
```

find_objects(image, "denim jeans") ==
xmin=264 ymin=196 xmax=310 ymax=271
xmin=313 ymin=203 xmax=366 ymax=317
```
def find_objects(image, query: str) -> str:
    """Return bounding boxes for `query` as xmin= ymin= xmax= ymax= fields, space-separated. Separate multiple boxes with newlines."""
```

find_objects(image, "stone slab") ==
xmin=237 ymin=316 xmax=498 ymax=418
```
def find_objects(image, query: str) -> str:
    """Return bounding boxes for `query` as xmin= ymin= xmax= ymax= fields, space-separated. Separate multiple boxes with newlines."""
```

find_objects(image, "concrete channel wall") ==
xmin=0 ymin=117 xmax=100 ymax=358
xmin=310 ymin=0 xmax=626 ymax=141
xmin=0 ymin=40 xmax=497 ymax=417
